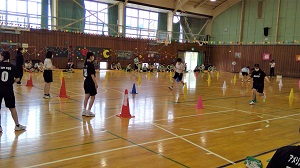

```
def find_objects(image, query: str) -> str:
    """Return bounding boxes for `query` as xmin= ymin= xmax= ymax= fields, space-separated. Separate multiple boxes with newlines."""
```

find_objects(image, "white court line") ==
xmin=153 ymin=109 xmax=235 ymax=122
xmin=152 ymin=123 xmax=234 ymax=164
xmin=24 ymin=111 xmax=300 ymax=167
xmin=233 ymin=131 xmax=245 ymax=134
xmin=205 ymin=104 xmax=300 ymax=121
xmin=42 ymin=126 xmax=82 ymax=136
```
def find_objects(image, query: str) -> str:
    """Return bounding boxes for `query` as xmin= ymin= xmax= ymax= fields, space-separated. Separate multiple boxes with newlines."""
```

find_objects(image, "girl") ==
xmin=82 ymin=52 xmax=97 ymax=117
xmin=43 ymin=51 xmax=55 ymax=99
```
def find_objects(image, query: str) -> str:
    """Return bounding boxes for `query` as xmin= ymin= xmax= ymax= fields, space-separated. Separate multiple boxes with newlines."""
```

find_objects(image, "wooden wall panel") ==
xmin=209 ymin=45 xmax=300 ymax=77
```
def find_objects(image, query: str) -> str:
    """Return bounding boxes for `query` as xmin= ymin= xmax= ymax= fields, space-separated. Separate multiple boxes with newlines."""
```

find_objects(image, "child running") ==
xmin=169 ymin=58 xmax=185 ymax=90
xmin=247 ymin=64 xmax=270 ymax=105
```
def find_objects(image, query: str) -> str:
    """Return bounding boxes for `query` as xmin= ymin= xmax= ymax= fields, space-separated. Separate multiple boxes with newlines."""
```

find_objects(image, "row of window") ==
xmin=0 ymin=0 xmax=183 ymax=40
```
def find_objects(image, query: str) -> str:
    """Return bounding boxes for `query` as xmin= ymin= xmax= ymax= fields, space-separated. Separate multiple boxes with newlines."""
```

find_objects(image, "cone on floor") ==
xmin=279 ymin=78 xmax=283 ymax=86
xmin=130 ymin=83 xmax=138 ymax=94
xmin=117 ymin=89 xmax=135 ymax=118
xmin=289 ymin=88 xmax=295 ymax=99
xmin=222 ymin=81 xmax=227 ymax=89
xmin=195 ymin=96 xmax=204 ymax=109
xmin=59 ymin=76 xmax=68 ymax=98
xmin=26 ymin=73 xmax=33 ymax=87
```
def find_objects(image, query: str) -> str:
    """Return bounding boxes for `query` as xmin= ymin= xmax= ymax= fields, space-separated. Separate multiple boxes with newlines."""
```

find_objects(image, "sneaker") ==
xmin=82 ymin=109 xmax=87 ymax=116
xmin=249 ymin=101 xmax=255 ymax=105
xmin=0 ymin=126 xmax=2 ymax=132
xmin=15 ymin=124 xmax=26 ymax=131
xmin=168 ymin=86 xmax=173 ymax=90
xmin=85 ymin=111 xmax=95 ymax=117
xmin=43 ymin=95 xmax=50 ymax=99
xmin=263 ymin=93 xmax=266 ymax=101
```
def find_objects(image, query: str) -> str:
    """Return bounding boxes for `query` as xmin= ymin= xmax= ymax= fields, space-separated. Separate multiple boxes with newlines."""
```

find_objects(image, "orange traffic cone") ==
xmin=116 ymin=89 xmax=135 ymax=118
xmin=59 ymin=77 xmax=68 ymax=98
xmin=26 ymin=73 xmax=33 ymax=87
xmin=195 ymin=96 xmax=204 ymax=109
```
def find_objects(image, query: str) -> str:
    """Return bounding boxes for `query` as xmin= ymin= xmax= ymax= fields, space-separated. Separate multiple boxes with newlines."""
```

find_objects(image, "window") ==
xmin=125 ymin=8 xmax=158 ymax=39
xmin=84 ymin=1 xmax=108 ymax=35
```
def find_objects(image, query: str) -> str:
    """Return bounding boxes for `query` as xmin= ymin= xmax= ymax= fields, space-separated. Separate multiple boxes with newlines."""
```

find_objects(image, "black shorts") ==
xmin=242 ymin=72 xmax=248 ymax=76
xmin=173 ymin=72 xmax=183 ymax=81
xmin=252 ymin=83 xmax=264 ymax=93
xmin=134 ymin=64 xmax=138 ymax=70
xmin=0 ymin=87 xmax=16 ymax=109
xmin=43 ymin=70 xmax=53 ymax=83
xmin=84 ymin=79 xmax=97 ymax=96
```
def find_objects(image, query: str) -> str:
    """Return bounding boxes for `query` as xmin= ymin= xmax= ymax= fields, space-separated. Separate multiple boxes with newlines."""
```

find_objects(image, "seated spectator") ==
xmin=200 ymin=64 xmax=205 ymax=72
xmin=142 ymin=64 xmax=148 ymax=72
xmin=194 ymin=65 xmax=200 ymax=72
xmin=267 ymin=127 xmax=300 ymax=168
xmin=116 ymin=62 xmax=122 ymax=70
xmin=67 ymin=58 xmax=74 ymax=72
xmin=126 ymin=63 xmax=132 ymax=72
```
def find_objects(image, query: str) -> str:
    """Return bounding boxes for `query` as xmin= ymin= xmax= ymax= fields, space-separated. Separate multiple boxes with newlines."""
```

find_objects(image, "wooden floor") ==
xmin=0 ymin=69 xmax=299 ymax=168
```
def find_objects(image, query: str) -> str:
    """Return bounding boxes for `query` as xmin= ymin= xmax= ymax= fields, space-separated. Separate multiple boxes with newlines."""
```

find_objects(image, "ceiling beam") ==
xmin=194 ymin=0 xmax=207 ymax=8
xmin=173 ymin=0 xmax=189 ymax=13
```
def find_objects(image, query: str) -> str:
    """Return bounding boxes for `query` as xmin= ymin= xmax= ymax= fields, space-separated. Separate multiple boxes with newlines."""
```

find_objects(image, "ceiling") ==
xmin=186 ymin=0 xmax=230 ymax=10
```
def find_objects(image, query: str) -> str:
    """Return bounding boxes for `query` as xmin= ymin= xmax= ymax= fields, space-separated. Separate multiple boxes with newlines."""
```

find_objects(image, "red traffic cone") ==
xmin=26 ymin=73 xmax=33 ymax=87
xmin=195 ymin=96 xmax=204 ymax=109
xmin=117 ymin=89 xmax=135 ymax=118
xmin=59 ymin=77 xmax=68 ymax=98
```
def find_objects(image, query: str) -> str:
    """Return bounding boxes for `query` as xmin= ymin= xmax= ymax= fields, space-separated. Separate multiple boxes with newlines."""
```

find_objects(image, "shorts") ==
xmin=173 ymin=72 xmax=183 ymax=81
xmin=84 ymin=79 xmax=97 ymax=96
xmin=134 ymin=64 xmax=138 ymax=70
xmin=242 ymin=72 xmax=248 ymax=76
xmin=252 ymin=83 xmax=264 ymax=94
xmin=0 ymin=87 xmax=16 ymax=109
xmin=43 ymin=70 xmax=53 ymax=83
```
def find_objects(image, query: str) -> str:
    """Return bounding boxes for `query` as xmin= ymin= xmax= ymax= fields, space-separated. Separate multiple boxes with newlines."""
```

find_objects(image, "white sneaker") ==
xmin=85 ymin=111 xmax=95 ymax=117
xmin=82 ymin=109 xmax=87 ymax=116
xmin=0 ymin=126 xmax=2 ymax=132
xmin=249 ymin=101 xmax=255 ymax=105
xmin=15 ymin=124 xmax=26 ymax=131
xmin=43 ymin=95 xmax=51 ymax=99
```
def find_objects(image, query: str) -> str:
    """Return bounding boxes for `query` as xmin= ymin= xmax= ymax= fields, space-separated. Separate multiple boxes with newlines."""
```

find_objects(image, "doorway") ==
xmin=184 ymin=52 xmax=204 ymax=72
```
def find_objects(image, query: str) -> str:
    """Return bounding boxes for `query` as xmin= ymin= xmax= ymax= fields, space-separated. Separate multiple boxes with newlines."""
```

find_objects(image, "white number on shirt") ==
xmin=1 ymin=71 xmax=9 ymax=82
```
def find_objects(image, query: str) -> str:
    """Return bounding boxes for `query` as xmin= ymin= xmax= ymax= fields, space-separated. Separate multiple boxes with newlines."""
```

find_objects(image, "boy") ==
xmin=247 ymin=64 xmax=270 ymax=105
xmin=169 ymin=58 xmax=185 ymax=90
xmin=0 ymin=51 xmax=26 ymax=132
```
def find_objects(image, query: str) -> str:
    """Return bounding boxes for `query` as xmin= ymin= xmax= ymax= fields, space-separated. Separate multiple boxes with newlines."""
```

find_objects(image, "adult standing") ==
xmin=15 ymin=48 xmax=24 ymax=85
xmin=269 ymin=60 xmax=275 ymax=77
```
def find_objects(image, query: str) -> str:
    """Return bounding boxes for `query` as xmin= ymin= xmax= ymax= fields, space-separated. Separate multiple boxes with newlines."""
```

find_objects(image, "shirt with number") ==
xmin=84 ymin=61 xmax=96 ymax=81
xmin=44 ymin=58 xmax=53 ymax=70
xmin=0 ymin=62 xmax=19 ymax=87
xmin=270 ymin=62 xmax=275 ymax=68
xmin=267 ymin=146 xmax=300 ymax=168
xmin=175 ymin=62 xmax=184 ymax=73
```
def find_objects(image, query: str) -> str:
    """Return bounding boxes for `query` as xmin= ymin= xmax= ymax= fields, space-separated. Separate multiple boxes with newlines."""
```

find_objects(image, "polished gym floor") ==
xmin=0 ymin=69 xmax=299 ymax=168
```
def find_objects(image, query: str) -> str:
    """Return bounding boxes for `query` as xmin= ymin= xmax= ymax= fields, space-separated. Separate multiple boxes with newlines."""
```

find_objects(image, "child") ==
xmin=169 ymin=58 xmax=185 ymax=90
xmin=43 ymin=51 xmax=55 ymax=99
xmin=82 ymin=52 xmax=97 ymax=117
xmin=241 ymin=66 xmax=250 ymax=82
xmin=0 ymin=51 xmax=26 ymax=132
xmin=247 ymin=64 xmax=270 ymax=105
xmin=126 ymin=63 xmax=132 ymax=72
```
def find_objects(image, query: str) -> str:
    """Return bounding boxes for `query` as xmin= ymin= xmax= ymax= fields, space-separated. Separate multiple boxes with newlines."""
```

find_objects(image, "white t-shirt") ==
xmin=44 ymin=58 xmax=53 ymax=70
xmin=241 ymin=67 xmax=249 ymax=73
xmin=175 ymin=62 xmax=184 ymax=73
xmin=270 ymin=62 xmax=275 ymax=68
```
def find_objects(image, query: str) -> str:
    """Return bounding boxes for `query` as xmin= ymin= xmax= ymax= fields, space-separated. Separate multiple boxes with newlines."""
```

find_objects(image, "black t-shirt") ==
xmin=0 ymin=62 xmax=19 ymax=87
xmin=15 ymin=52 xmax=24 ymax=68
xmin=250 ymin=69 xmax=266 ymax=84
xmin=267 ymin=146 xmax=300 ymax=168
xmin=84 ymin=61 xmax=96 ymax=81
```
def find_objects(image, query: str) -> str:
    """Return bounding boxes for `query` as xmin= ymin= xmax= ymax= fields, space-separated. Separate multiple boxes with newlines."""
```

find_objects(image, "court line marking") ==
xmin=152 ymin=123 xmax=234 ymax=164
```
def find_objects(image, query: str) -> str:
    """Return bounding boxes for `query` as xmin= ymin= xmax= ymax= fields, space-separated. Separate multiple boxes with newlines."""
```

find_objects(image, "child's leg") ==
xmin=9 ymin=108 xmax=19 ymax=125
xmin=83 ymin=94 xmax=90 ymax=110
xmin=251 ymin=89 xmax=256 ymax=101
xmin=87 ymin=96 xmax=95 ymax=111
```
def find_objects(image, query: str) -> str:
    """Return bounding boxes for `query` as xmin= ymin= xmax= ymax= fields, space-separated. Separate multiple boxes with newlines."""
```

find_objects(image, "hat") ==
xmin=254 ymin=64 xmax=259 ymax=67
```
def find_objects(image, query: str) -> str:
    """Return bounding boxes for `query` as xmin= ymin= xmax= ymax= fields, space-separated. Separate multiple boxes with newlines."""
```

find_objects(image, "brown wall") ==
xmin=1 ymin=29 xmax=208 ymax=69
xmin=209 ymin=45 xmax=300 ymax=78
